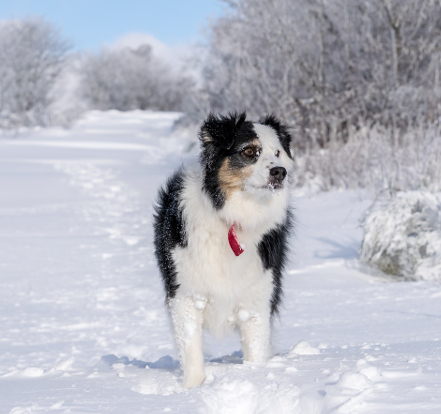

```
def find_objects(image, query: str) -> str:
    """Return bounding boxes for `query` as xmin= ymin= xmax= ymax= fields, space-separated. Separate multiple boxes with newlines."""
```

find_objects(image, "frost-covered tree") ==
xmin=189 ymin=0 xmax=441 ymax=148
xmin=79 ymin=45 xmax=193 ymax=112
xmin=0 ymin=18 xmax=71 ymax=128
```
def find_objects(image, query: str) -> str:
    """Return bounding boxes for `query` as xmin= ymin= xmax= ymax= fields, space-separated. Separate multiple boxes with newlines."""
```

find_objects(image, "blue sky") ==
xmin=0 ymin=0 xmax=225 ymax=50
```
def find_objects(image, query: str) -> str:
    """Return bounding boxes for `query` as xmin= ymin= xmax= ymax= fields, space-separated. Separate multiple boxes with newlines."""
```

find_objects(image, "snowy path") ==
xmin=0 ymin=111 xmax=440 ymax=413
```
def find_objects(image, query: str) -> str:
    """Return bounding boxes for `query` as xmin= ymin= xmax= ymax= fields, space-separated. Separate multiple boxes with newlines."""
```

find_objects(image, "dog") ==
xmin=153 ymin=112 xmax=294 ymax=389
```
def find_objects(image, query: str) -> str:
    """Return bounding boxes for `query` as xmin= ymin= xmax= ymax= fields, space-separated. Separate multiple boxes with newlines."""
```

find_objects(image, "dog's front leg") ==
xmin=170 ymin=295 xmax=205 ymax=389
xmin=238 ymin=309 xmax=271 ymax=363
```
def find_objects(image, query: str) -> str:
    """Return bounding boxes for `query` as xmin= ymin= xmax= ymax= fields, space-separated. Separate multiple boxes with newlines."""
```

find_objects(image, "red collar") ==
xmin=228 ymin=223 xmax=244 ymax=256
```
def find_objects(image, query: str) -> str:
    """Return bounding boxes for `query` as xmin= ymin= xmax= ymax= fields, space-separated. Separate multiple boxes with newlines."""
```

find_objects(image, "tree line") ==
xmin=188 ymin=0 xmax=441 ymax=148
xmin=1 ymin=1 xmax=440 ymax=152
xmin=0 ymin=18 xmax=192 ymax=129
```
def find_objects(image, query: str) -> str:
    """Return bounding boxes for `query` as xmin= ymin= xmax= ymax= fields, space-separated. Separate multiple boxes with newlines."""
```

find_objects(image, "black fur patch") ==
xmin=260 ymin=114 xmax=293 ymax=159
xmin=153 ymin=168 xmax=187 ymax=300
xmin=198 ymin=112 xmax=258 ymax=210
xmin=258 ymin=209 xmax=294 ymax=316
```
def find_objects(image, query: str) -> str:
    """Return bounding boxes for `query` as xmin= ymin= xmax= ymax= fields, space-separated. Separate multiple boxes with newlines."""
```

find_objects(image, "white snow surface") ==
xmin=0 ymin=110 xmax=440 ymax=413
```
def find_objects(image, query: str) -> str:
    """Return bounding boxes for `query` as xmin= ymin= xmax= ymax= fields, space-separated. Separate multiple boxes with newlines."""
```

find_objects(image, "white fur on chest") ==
xmin=170 ymin=165 xmax=289 ymax=334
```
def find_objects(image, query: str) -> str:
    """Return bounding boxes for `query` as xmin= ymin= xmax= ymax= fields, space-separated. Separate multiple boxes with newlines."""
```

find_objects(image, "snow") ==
xmin=288 ymin=341 xmax=320 ymax=356
xmin=1 ymin=110 xmax=441 ymax=413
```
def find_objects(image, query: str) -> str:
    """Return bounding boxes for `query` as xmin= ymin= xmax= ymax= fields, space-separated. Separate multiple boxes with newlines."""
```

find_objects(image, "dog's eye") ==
xmin=275 ymin=150 xmax=280 ymax=158
xmin=242 ymin=147 xmax=255 ymax=157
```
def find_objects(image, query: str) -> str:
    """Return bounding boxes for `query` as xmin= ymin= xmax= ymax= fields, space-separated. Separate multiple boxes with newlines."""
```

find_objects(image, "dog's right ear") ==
xmin=199 ymin=112 xmax=246 ymax=150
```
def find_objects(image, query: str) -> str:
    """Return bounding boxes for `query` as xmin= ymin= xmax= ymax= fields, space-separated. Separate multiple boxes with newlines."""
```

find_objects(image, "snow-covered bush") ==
xmin=0 ymin=18 xmax=71 ymax=128
xmin=360 ymin=191 xmax=441 ymax=281
xmin=294 ymin=124 xmax=441 ymax=193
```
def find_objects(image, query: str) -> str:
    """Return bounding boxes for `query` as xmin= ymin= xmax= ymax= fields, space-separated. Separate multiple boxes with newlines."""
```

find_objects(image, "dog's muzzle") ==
xmin=268 ymin=167 xmax=287 ymax=189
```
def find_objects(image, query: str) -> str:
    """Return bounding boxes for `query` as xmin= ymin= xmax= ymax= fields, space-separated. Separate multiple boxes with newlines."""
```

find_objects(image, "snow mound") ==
xmin=360 ymin=191 xmax=441 ymax=281
xmin=201 ymin=376 xmax=300 ymax=414
xmin=288 ymin=341 xmax=320 ymax=356
xmin=131 ymin=369 xmax=184 ymax=396
xmin=337 ymin=372 xmax=372 ymax=391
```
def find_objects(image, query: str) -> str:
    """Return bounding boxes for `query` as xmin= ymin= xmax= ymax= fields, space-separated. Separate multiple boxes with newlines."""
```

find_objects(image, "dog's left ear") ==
xmin=199 ymin=112 xmax=247 ymax=150
xmin=260 ymin=114 xmax=292 ymax=157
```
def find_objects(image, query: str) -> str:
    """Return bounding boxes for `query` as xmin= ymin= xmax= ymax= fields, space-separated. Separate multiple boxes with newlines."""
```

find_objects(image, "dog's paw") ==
xmin=183 ymin=369 xmax=206 ymax=389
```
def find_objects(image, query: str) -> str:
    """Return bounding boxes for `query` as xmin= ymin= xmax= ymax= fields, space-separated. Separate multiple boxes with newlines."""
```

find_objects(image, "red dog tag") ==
xmin=228 ymin=223 xmax=245 ymax=256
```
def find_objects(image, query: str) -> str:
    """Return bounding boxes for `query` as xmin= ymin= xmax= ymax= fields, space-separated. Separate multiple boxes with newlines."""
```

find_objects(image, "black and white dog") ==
xmin=154 ymin=112 xmax=294 ymax=388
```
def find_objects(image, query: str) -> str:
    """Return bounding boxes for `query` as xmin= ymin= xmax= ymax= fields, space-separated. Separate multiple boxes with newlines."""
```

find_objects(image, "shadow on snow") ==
xmin=100 ymin=350 xmax=244 ymax=372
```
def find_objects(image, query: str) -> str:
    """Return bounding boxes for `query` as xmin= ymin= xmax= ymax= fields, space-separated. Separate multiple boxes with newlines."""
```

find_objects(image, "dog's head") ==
xmin=198 ymin=112 xmax=294 ymax=210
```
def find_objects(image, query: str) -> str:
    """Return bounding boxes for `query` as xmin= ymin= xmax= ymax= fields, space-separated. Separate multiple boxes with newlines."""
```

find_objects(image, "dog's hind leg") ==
xmin=170 ymin=295 xmax=205 ymax=389
xmin=238 ymin=308 xmax=271 ymax=363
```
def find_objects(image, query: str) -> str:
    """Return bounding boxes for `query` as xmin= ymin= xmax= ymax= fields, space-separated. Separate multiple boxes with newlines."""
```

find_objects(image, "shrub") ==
xmin=360 ymin=191 xmax=441 ymax=281
xmin=0 ymin=18 xmax=71 ymax=128
xmin=79 ymin=45 xmax=193 ymax=112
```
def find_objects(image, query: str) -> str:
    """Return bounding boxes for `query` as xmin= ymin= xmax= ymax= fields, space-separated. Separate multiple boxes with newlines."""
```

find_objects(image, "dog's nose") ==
xmin=269 ymin=167 xmax=287 ymax=181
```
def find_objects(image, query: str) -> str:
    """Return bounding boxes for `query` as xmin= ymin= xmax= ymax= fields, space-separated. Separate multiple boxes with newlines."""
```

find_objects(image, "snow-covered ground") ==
xmin=1 ymin=111 xmax=440 ymax=414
